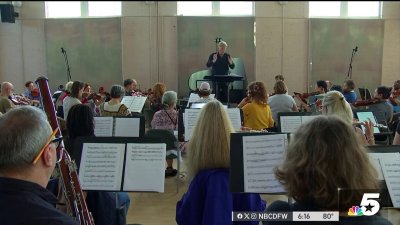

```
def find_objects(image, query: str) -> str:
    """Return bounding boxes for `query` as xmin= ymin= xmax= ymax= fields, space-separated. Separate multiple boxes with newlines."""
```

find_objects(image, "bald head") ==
xmin=1 ymin=82 xmax=14 ymax=97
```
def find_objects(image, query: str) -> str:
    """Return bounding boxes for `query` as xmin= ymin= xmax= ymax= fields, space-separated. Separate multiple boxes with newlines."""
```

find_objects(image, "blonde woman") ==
xmin=176 ymin=100 xmax=265 ymax=225
xmin=238 ymin=81 xmax=274 ymax=130
xmin=321 ymin=90 xmax=374 ymax=145
xmin=264 ymin=116 xmax=392 ymax=225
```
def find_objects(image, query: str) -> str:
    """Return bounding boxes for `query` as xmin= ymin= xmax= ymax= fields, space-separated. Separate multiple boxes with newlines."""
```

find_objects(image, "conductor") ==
xmin=206 ymin=41 xmax=235 ymax=103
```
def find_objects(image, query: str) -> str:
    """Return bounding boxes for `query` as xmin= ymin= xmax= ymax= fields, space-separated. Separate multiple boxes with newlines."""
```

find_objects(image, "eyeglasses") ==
xmin=32 ymin=129 xmax=64 ymax=165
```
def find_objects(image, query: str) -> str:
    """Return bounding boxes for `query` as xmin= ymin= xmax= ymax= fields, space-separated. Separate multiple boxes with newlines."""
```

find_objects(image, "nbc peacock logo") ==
xmin=348 ymin=206 xmax=363 ymax=216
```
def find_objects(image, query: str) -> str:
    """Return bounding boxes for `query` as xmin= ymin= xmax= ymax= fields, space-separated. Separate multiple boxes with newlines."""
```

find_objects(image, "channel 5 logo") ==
xmin=348 ymin=193 xmax=380 ymax=216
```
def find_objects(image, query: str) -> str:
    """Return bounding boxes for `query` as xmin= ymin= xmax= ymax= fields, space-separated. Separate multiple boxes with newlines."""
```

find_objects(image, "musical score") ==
xmin=242 ymin=134 xmax=287 ymax=193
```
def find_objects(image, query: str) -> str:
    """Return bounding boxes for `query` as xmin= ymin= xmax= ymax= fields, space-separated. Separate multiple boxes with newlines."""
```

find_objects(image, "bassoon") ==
xmin=36 ymin=76 xmax=95 ymax=225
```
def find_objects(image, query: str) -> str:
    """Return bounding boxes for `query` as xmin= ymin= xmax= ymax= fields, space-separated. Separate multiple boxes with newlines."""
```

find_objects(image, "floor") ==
xmin=125 ymin=159 xmax=400 ymax=225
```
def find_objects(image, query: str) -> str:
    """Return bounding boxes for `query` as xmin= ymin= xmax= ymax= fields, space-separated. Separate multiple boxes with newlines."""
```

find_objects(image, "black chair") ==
xmin=143 ymin=108 xmax=156 ymax=129
xmin=145 ymin=129 xmax=182 ymax=193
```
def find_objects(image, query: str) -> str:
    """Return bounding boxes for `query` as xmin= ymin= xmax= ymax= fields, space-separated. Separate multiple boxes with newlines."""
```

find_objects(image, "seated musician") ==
xmin=99 ymin=85 xmax=131 ymax=117
xmin=322 ymin=91 xmax=374 ymax=145
xmin=355 ymin=86 xmax=393 ymax=124
xmin=149 ymin=82 xmax=167 ymax=112
xmin=268 ymin=81 xmax=298 ymax=126
xmin=194 ymin=82 xmax=213 ymax=103
xmin=176 ymin=101 xmax=266 ymax=225
xmin=0 ymin=106 xmax=78 ymax=225
xmin=151 ymin=91 xmax=179 ymax=177
xmin=264 ymin=116 xmax=392 ymax=225
xmin=0 ymin=81 xmax=16 ymax=114
xmin=23 ymin=81 xmax=40 ymax=101
xmin=342 ymin=79 xmax=357 ymax=104
xmin=123 ymin=78 xmax=138 ymax=96
xmin=294 ymin=80 xmax=327 ymax=112
xmin=65 ymin=104 xmax=130 ymax=225
xmin=389 ymin=80 xmax=400 ymax=106
xmin=63 ymin=81 xmax=85 ymax=121
xmin=237 ymin=81 xmax=274 ymax=130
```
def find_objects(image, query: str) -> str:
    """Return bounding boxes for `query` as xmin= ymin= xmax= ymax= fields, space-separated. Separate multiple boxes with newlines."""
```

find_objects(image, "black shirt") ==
xmin=206 ymin=52 xmax=235 ymax=76
xmin=0 ymin=177 xmax=79 ymax=225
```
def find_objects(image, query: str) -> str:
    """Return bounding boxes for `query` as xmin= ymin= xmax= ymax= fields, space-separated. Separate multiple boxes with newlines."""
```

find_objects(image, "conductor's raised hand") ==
xmin=212 ymin=53 xmax=217 ymax=63
xmin=228 ymin=55 xmax=233 ymax=65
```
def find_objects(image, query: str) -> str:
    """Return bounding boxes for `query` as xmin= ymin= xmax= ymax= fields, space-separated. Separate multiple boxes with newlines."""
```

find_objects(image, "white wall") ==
xmin=0 ymin=1 xmax=399 ymax=94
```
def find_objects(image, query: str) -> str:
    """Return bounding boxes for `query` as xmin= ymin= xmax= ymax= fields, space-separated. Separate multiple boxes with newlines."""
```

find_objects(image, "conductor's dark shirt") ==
xmin=206 ymin=52 xmax=235 ymax=76
xmin=0 ymin=177 xmax=79 ymax=225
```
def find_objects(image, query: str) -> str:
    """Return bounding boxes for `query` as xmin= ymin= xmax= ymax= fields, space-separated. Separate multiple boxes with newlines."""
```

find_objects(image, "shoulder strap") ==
xmin=164 ymin=110 xmax=177 ymax=126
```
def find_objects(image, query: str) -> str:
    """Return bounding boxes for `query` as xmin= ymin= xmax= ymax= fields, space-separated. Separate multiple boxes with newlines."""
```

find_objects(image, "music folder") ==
xmin=76 ymin=137 xmax=166 ymax=193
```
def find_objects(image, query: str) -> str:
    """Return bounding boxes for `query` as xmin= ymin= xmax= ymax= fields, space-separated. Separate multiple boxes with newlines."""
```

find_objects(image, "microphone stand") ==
xmin=346 ymin=47 xmax=357 ymax=80
xmin=62 ymin=48 xmax=72 ymax=82
xmin=215 ymin=37 xmax=222 ymax=52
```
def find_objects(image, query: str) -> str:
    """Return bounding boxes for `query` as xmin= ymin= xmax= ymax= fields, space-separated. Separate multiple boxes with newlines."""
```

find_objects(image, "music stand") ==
xmin=204 ymin=75 xmax=244 ymax=106
xmin=359 ymin=88 xmax=372 ymax=100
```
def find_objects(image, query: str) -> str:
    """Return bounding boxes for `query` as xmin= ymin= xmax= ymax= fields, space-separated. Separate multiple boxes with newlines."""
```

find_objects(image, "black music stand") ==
xmin=204 ymin=75 xmax=244 ymax=106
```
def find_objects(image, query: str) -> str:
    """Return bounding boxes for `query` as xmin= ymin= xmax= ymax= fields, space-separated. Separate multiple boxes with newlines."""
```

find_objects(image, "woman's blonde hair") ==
xmin=248 ymin=81 xmax=268 ymax=105
xmin=275 ymin=115 xmax=379 ymax=210
xmin=322 ymin=91 xmax=353 ymax=124
xmin=187 ymin=100 xmax=235 ymax=178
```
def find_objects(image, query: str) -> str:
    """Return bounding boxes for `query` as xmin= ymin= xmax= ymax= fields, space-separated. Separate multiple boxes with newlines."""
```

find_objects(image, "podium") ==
xmin=204 ymin=75 xmax=244 ymax=105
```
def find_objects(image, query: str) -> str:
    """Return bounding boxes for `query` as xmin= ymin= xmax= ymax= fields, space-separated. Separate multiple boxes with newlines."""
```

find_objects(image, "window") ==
xmin=177 ymin=1 xmax=212 ymax=16
xmin=309 ymin=1 xmax=381 ymax=18
xmin=45 ymin=1 xmax=121 ymax=18
xmin=88 ymin=1 xmax=121 ymax=17
xmin=46 ymin=1 xmax=81 ymax=18
xmin=177 ymin=1 xmax=253 ymax=16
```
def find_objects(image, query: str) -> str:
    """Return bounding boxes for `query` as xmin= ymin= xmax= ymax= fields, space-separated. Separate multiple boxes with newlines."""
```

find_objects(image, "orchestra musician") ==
xmin=0 ymin=106 xmax=78 ymax=225
xmin=293 ymin=80 xmax=327 ymax=112
xmin=0 ymin=82 xmax=16 ymax=113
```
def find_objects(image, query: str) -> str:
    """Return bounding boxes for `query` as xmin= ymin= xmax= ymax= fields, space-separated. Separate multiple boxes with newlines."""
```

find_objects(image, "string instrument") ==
xmin=132 ymin=88 xmax=152 ymax=97
xmin=351 ymin=98 xmax=382 ymax=107
xmin=9 ymin=94 xmax=30 ymax=105
xmin=293 ymin=91 xmax=320 ymax=104
xmin=36 ymin=77 xmax=95 ymax=225
xmin=31 ymin=88 xmax=40 ymax=98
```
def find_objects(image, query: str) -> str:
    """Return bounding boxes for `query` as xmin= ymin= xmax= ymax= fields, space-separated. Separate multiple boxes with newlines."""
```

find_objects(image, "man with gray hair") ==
xmin=206 ymin=41 xmax=235 ymax=103
xmin=0 ymin=106 xmax=78 ymax=225
xmin=0 ymin=81 xmax=16 ymax=114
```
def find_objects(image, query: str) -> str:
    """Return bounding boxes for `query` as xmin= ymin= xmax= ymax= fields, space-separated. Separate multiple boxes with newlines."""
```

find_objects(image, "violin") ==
xmin=352 ymin=98 xmax=382 ymax=107
xmin=9 ymin=94 xmax=30 ymax=105
xmin=293 ymin=91 xmax=321 ymax=105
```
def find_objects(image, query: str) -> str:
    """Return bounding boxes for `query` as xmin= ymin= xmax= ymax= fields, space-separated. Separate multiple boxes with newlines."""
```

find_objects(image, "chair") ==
xmin=145 ymin=129 xmax=182 ymax=193
xmin=143 ymin=108 xmax=156 ymax=129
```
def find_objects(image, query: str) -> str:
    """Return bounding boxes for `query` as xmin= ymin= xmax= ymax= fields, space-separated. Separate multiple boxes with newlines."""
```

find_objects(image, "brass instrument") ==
xmin=36 ymin=76 xmax=95 ymax=225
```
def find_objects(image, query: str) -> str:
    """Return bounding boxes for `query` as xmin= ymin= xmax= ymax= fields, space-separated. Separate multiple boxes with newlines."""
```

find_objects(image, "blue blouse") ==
xmin=176 ymin=168 xmax=266 ymax=225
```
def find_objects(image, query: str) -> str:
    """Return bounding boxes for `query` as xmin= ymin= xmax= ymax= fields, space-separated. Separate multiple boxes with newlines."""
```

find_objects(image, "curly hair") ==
xmin=247 ymin=81 xmax=268 ymax=104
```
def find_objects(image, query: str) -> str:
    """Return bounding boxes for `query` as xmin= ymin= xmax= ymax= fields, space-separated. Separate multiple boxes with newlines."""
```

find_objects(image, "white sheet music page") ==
xmin=114 ymin=117 xmax=141 ymax=137
xmin=121 ymin=96 xmax=134 ymax=108
xmin=79 ymin=143 xmax=125 ymax=191
xmin=226 ymin=108 xmax=242 ymax=130
xmin=130 ymin=96 xmax=147 ymax=113
xmin=94 ymin=117 xmax=114 ymax=137
xmin=280 ymin=116 xmax=301 ymax=133
xmin=186 ymin=93 xmax=216 ymax=107
xmin=368 ymin=153 xmax=400 ymax=180
xmin=242 ymin=134 xmax=286 ymax=193
xmin=301 ymin=115 xmax=319 ymax=125
xmin=123 ymin=143 xmax=166 ymax=192
xmin=184 ymin=109 xmax=201 ymax=141
xmin=379 ymin=154 xmax=400 ymax=207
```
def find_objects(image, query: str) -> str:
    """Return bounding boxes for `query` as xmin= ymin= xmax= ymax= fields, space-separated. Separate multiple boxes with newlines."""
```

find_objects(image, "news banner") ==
xmin=232 ymin=211 xmax=339 ymax=222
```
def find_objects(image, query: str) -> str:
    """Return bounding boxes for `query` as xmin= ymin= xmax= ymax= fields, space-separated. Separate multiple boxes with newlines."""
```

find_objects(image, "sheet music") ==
xmin=301 ymin=115 xmax=319 ymax=125
xmin=356 ymin=112 xmax=380 ymax=134
xmin=367 ymin=153 xmax=399 ymax=180
xmin=121 ymin=96 xmax=147 ymax=113
xmin=226 ymin=108 xmax=242 ymax=130
xmin=123 ymin=143 xmax=166 ymax=192
xmin=280 ymin=116 xmax=301 ymax=133
xmin=242 ymin=134 xmax=286 ymax=193
xmin=94 ymin=117 xmax=113 ymax=137
xmin=114 ymin=117 xmax=141 ymax=137
xmin=184 ymin=109 xmax=201 ymax=141
xmin=380 ymin=156 xmax=400 ymax=208
xmin=186 ymin=93 xmax=215 ymax=107
xmin=79 ymin=143 xmax=125 ymax=191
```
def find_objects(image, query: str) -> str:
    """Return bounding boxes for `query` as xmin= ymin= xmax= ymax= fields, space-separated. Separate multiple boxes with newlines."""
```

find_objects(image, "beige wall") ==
xmin=0 ymin=1 xmax=399 ymax=94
